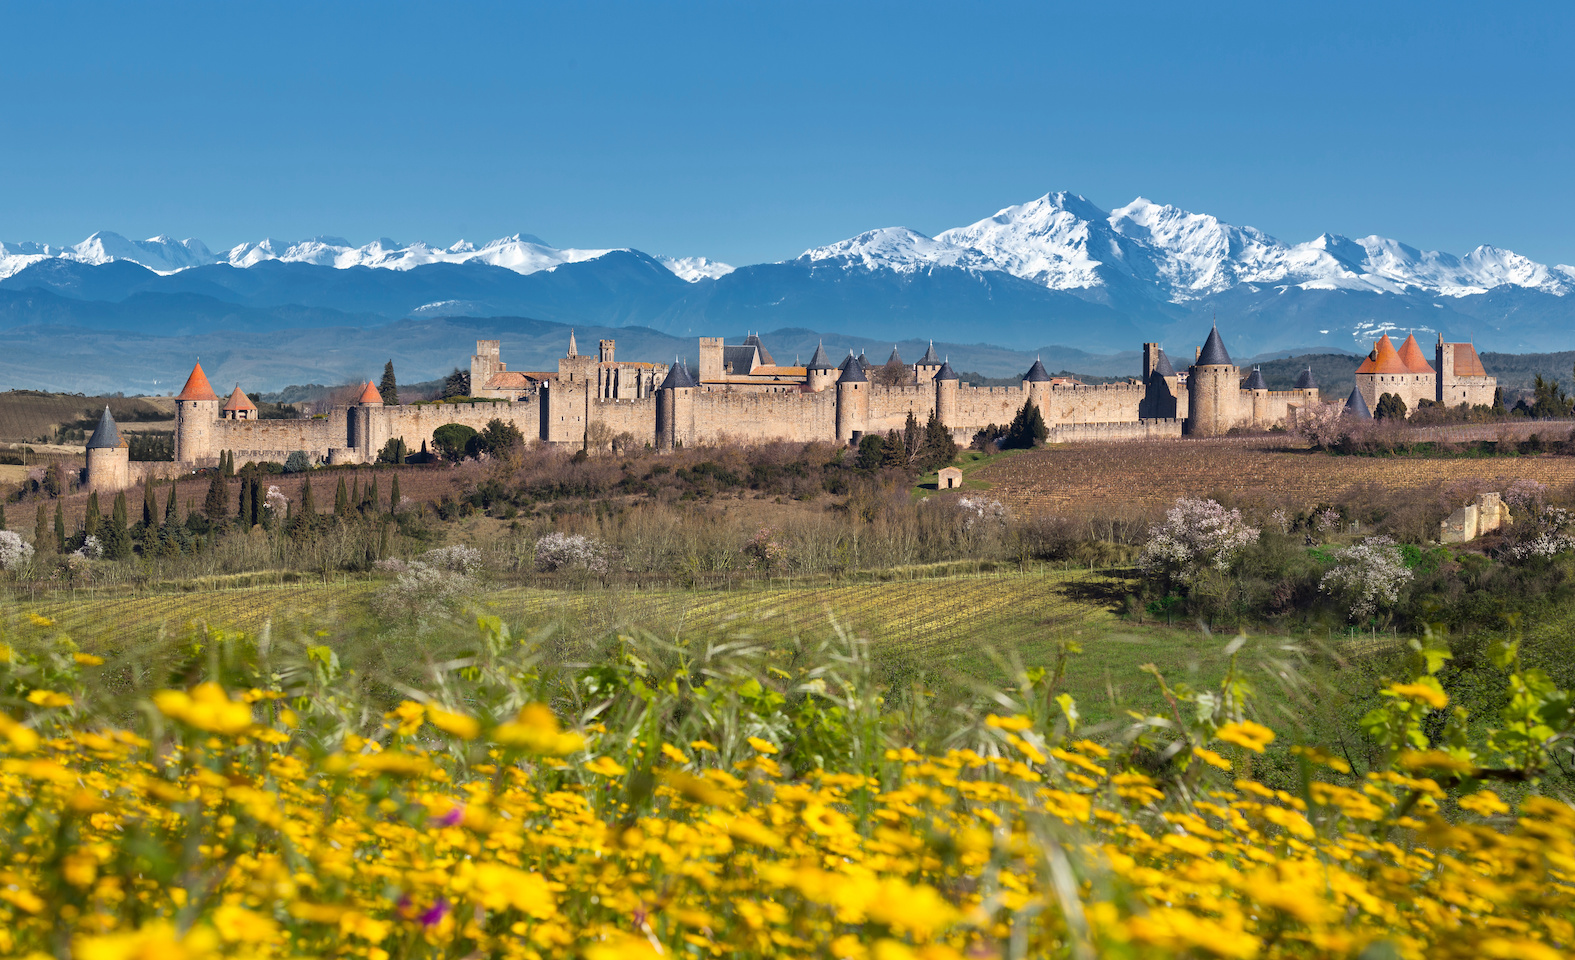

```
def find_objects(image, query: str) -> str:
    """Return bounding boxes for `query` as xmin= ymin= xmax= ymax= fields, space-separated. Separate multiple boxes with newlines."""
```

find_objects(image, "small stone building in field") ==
xmin=937 ymin=467 xmax=963 ymax=490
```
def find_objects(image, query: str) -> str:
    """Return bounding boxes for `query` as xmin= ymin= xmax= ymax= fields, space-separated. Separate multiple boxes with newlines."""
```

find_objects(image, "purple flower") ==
xmin=420 ymin=897 xmax=450 ymax=927
xmin=434 ymin=805 xmax=464 ymax=827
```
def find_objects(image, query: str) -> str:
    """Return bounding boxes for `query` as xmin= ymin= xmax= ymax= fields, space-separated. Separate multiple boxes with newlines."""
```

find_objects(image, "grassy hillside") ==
xmin=0 ymin=390 xmax=173 ymax=444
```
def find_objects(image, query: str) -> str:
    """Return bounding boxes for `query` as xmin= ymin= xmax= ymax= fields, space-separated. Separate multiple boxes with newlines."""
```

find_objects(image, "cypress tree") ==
xmin=298 ymin=476 xmax=316 ymax=531
xmin=351 ymin=476 xmax=362 ymax=510
xmin=368 ymin=477 xmax=379 ymax=513
xmin=390 ymin=474 xmax=401 ymax=515
xmin=379 ymin=360 xmax=399 ymax=405
xmin=165 ymin=483 xmax=179 ymax=525
xmin=0 ymin=500 xmax=7 ymax=531
xmin=204 ymin=472 xmax=228 ymax=521
xmin=334 ymin=476 xmax=350 ymax=517
xmin=34 ymin=503 xmax=48 ymax=554
xmin=85 ymin=493 xmax=101 ymax=538
xmin=142 ymin=476 xmax=157 ymax=529
xmin=53 ymin=502 xmax=65 ymax=552
xmin=106 ymin=492 xmax=130 ymax=559
xmin=378 ymin=520 xmax=390 ymax=558
xmin=250 ymin=478 xmax=262 ymax=527
xmin=239 ymin=475 xmax=250 ymax=520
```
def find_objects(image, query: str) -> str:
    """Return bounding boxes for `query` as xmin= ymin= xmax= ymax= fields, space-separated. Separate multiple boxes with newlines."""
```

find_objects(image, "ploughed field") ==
xmin=978 ymin=435 xmax=1575 ymax=510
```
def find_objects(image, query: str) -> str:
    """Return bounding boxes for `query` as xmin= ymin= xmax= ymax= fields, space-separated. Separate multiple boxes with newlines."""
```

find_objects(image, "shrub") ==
xmin=1139 ymin=497 xmax=1259 ymax=585
xmin=1320 ymin=535 xmax=1413 ymax=621
xmin=433 ymin=423 xmax=479 ymax=462
xmin=0 ymin=530 xmax=33 ymax=570
xmin=283 ymin=451 xmax=311 ymax=474
xmin=534 ymin=532 xmax=609 ymax=573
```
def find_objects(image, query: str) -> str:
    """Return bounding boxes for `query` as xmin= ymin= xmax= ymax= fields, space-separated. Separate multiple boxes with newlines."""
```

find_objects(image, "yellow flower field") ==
xmin=0 ymin=616 xmax=1571 ymax=959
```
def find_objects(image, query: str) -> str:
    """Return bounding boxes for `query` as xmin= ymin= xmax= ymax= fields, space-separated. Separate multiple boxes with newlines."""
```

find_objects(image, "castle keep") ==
xmin=87 ymin=323 xmax=1441 ymax=491
xmin=1352 ymin=332 xmax=1496 ymax=412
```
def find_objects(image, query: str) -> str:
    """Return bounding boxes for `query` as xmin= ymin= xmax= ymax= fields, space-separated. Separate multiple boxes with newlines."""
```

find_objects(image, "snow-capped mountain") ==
xmin=801 ymin=191 xmax=1575 ymax=302
xmin=0 ymin=231 xmax=723 ymax=283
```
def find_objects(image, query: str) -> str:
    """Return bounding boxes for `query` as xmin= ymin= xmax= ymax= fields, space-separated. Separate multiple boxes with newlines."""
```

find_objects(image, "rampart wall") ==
xmin=1047 ymin=419 xmax=1183 ymax=442
xmin=685 ymin=388 xmax=835 ymax=444
xmin=865 ymin=384 xmax=939 ymax=434
xmin=1045 ymin=383 xmax=1143 ymax=424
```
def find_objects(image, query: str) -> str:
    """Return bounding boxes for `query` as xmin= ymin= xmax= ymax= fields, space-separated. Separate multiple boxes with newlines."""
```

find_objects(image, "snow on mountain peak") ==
xmin=658 ymin=256 xmax=735 ymax=282
xmin=800 ymin=226 xmax=996 ymax=273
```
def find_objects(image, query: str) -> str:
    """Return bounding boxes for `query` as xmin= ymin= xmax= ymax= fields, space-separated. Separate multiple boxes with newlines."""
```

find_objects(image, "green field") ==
xmin=1 ymin=567 xmax=1310 ymax=727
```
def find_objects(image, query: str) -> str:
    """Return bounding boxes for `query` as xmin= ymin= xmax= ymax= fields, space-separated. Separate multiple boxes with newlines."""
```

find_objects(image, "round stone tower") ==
xmin=174 ymin=362 xmax=220 ymax=464
xmin=1185 ymin=326 xmax=1237 ymax=437
xmin=835 ymin=356 xmax=868 ymax=445
xmin=85 ymin=406 xmax=130 ymax=494
xmin=934 ymin=359 xmax=959 ymax=429
xmin=655 ymin=361 xmax=697 ymax=451
xmin=805 ymin=341 xmax=837 ymax=393
xmin=1023 ymin=358 xmax=1053 ymax=426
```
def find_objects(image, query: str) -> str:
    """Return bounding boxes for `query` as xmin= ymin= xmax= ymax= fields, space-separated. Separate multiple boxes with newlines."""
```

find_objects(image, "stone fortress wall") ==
xmin=92 ymin=322 xmax=1492 ymax=493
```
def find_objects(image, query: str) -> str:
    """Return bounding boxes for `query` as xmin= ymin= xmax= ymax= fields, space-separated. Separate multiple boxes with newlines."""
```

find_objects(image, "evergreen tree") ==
xmin=880 ymin=429 xmax=907 ymax=468
xmin=1493 ymin=386 xmax=1507 ymax=416
xmin=34 ymin=503 xmax=48 ymax=554
xmin=1375 ymin=392 xmax=1408 ymax=421
xmin=141 ymin=477 xmax=157 ymax=529
xmin=104 ymin=492 xmax=131 ymax=559
xmin=379 ymin=360 xmax=399 ymax=405
xmin=204 ymin=472 xmax=228 ymax=521
xmin=165 ymin=483 xmax=178 ymax=525
xmin=85 ymin=493 xmax=101 ymax=538
xmin=903 ymin=411 xmax=921 ymax=462
xmin=53 ymin=502 xmax=65 ymax=553
xmin=919 ymin=411 xmax=959 ymax=472
xmin=390 ymin=474 xmax=401 ymax=515
xmin=442 ymin=368 xmax=470 ymax=399
xmin=1002 ymin=401 xmax=1048 ymax=450
xmin=224 ymin=451 xmax=235 ymax=477
xmin=351 ymin=476 xmax=362 ymax=511
xmin=334 ymin=475 xmax=350 ymax=517
xmin=0 ymin=500 xmax=6 ymax=531
xmin=367 ymin=477 xmax=379 ymax=513
xmin=378 ymin=520 xmax=390 ymax=560
xmin=298 ymin=476 xmax=316 ymax=529
xmin=250 ymin=478 xmax=262 ymax=527
xmin=238 ymin=475 xmax=250 ymax=521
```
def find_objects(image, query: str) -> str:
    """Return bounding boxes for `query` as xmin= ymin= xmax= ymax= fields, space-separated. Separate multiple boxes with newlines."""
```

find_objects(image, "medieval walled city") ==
xmin=83 ymin=326 xmax=1495 ymax=493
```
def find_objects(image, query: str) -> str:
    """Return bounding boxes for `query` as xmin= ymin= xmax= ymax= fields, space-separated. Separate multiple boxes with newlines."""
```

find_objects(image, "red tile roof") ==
xmin=1449 ymin=342 xmax=1487 ymax=377
xmin=175 ymin=362 xmax=219 ymax=401
xmin=359 ymin=381 xmax=384 ymax=403
xmin=1397 ymin=334 xmax=1435 ymax=374
xmin=222 ymin=385 xmax=257 ymax=412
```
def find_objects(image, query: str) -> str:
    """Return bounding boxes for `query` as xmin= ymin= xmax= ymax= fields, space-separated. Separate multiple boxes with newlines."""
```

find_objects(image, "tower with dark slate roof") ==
xmin=934 ymin=358 xmax=959 ymax=426
xmin=1186 ymin=326 xmax=1239 ymax=437
xmin=835 ymin=354 xmax=868 ymax=445
xmin=656 ymin=360 xmax=698 ymax=450
xmin=806 ymin=341 xmax=837 ymax=392
xmin=1294 ymin=366 xmax=1318 ymax=390
xmin=915 ymin=340 xmax=943 ymax=384
xmin=86 ymin=406 xmax=130 ymax=494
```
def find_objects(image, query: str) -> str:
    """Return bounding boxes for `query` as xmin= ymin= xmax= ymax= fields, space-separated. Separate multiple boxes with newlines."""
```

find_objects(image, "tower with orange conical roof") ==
xmin=1355 ymin=333 xmax=1437 ymax=415
xmin=174 ymin=361 xmax=221 ymax=464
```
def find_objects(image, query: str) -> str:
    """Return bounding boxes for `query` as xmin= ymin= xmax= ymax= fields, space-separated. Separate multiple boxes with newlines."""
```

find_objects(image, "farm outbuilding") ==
xmin=938 ymin=467 xmax=963 ymax=489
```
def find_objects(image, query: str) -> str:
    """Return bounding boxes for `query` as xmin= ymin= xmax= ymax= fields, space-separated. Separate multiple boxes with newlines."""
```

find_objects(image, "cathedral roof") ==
xmin=1345 ymin=386 xmax=1374 ymax=420
xmin=1023 ymin=359 xmax=1052 ymax=382
xmin=806 ymin=341 xmax=834 ymax=371
xmin=660 ymin=362 xmax=697 ymax=390
xmin=85 ymin=406 xmax=123 ymax=450
xmin=358 ymin=381 xmax=384 ymax=403
xmin=741 ymin=333 xmax=776 ymax=366
xmin=1153 ymin=349 xmax=1177 ymax=378
xmin=837 ymin=359 xmax=868 ymax=384
xmin=919 ymin=340 xmax=941 ymax=364
xmin=1294 ymin=366 xmax=1318 ymax=389
xmin=175 ymin=362 xmax=219 ymax=401
xmin=1196 ymin=326 xmax=1232 ymax=366
xmin=1242 ymin=367 xmax=1268 ymax=390
xmin=934 ymin=360 xmax=959 ymax=381
xmin=1397 ymin=333 xmax=1435 ymax=374
xmin=223 ymin=385 xmax=257 ymax=412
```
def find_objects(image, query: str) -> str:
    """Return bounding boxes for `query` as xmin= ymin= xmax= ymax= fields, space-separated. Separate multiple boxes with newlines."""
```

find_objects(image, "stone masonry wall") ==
xmin=1045 ymin=383 xmax=1143 ymax=424
xmin=685 ymin=388 xmax=836 ymax=444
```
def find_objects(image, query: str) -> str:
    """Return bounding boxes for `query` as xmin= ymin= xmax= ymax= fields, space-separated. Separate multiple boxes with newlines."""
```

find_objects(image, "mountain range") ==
xmin=2 ymin=191 xmax=1573 ymax=391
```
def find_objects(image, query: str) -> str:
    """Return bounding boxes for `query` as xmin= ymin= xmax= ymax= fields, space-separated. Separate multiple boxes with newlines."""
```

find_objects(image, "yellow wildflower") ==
xmin=1192 ymin=747 xmax=1232 ymax=771
xmin=153 ymin=684 xmax=253 ymax=735
xmin=427 ymin=707 xmax=480 ymax=740
xmin=747 ymin=736 xmax=778 ymax=754
xmin=1215 ymin=720 xmax=1275 ymax=753
xmin=493 ymin=703 xmax=584 ymax=755
xmin=584 ymin=756 xmax=627 ymax=777
xmin=72 ymin=653 xmax=105 ymax=666
xmin=1384 ymin=681 xmax=1449 ymax=710
xmin=26 ymin=690 xmax=73 ymax=709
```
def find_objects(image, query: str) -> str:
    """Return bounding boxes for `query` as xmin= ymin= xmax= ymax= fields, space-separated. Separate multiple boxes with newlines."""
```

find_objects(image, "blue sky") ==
xmin=2 ymin=1 xmax=1572 ymax=266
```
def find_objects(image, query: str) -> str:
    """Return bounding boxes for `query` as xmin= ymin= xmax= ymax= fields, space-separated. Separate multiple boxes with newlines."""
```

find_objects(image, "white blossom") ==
xmin=72 ymin=535 xmax=102 ymax=560
xmin=1505 ymin=505 xmax=1575 ymax=561
xmin=956 ymin=496 xmax=1008 ymax=529
xmin=0 ymin=531 xmax=33 ymax=570
xmin=421 ymin=545 xmax=483 ymax=574
xmin=1320 ymin=536 xmax=1413 ymax=621
xmin=1139 ymin=497 xmax=1260 ymax=581
xmin=534 ymin=532 xmax=609 ymax=573
xmin=264 ymin=485 xmax=289 ymax=517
